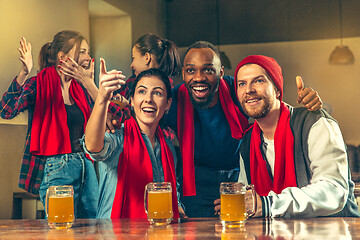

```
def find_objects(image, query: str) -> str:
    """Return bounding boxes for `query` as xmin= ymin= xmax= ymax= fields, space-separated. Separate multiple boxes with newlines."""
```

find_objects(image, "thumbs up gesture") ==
xmin=98 ymin=58 xmax=126 ymax=102
xmin=296 ymin=76 xmax=322 ymax=111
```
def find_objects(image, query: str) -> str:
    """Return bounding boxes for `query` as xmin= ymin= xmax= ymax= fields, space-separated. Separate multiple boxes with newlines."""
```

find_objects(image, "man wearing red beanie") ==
xmin=232 ymin=55 xmax=360 ymax=218
xmin=168 ymin=43 xmax=323 ymax=218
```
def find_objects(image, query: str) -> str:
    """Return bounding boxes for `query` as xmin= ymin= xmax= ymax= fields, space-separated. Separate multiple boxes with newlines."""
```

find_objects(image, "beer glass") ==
xmin=220 ymin=182 xmax=256 ymax=228
xmin=45 ymin=185 xmax=75 ymax=229
xmin=144 ymin=182 xmax=173 ymax=226
xmin=110 ymin=95 xmax=127 ymax=109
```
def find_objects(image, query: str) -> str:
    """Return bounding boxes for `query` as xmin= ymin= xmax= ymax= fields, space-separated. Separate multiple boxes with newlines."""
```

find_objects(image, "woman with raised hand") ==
xmin=0 ymin=31 xmax=98 ymax=218
xmin=83 ymin=59 xmax=181 ymax=219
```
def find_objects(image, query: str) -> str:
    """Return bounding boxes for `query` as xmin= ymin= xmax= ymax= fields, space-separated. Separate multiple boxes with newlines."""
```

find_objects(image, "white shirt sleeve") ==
xmin=269 ymin=117 xmax=349 ymax=218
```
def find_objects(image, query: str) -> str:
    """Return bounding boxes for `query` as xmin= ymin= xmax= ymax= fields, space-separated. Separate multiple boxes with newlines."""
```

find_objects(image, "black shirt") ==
xmin=65 ymin=103 xmax=85 ymax=153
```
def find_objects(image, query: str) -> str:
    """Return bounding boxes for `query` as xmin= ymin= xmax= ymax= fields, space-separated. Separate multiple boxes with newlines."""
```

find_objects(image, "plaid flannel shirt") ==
xmin=0 ymin=76 xmax=94 ymax=195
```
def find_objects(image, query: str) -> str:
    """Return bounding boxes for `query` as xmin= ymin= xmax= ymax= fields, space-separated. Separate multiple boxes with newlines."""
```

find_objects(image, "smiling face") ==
xmin=61 ymin=40 xmax=91 ymax=68
xmin=130 ymin=45 xmax=149 ymax=76
xmin=130 ymin=76 xmax=172 ymax=131
xmin=236 ymin=64 xmax=280 ymax=119
xmin=182 ymin=48 xmax=224 ymax=109
xmin=77 ymin=40 xmax=91 ymax=68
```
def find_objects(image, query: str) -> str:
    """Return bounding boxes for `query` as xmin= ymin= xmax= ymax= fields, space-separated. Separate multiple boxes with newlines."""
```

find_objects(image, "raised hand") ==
xmin=59 ymin=57 xmax=94 ymax=86
xmin=17 ymin=37 xmax=33 ymax=85
xmin=18 ymin=37 xmax=33 ymax=75
xmin=98 ymin=58 xmax=126 ymax=103
xmin=296 ymin=76 xmax=322 ymax=111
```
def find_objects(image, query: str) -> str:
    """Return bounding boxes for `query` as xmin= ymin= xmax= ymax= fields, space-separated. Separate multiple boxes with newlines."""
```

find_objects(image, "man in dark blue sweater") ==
xmin=167 ymin=42 xmax=322 ymax=217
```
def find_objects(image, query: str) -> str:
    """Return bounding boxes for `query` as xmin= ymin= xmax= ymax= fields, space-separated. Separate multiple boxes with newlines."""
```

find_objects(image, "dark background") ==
xmin=166 ymin=0 xmax=360 ymax=46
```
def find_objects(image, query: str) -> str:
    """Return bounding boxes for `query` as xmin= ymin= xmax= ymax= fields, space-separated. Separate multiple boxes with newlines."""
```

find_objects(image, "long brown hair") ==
xmin=134 ymin=33 xmax=181 ymax=77
xmin=39 ymin=30 xmax=86 ymax=70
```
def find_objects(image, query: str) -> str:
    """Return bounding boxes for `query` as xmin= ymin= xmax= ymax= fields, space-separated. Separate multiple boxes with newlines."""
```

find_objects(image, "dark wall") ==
xmin=166 ymin=0 xmax=360 ymax=47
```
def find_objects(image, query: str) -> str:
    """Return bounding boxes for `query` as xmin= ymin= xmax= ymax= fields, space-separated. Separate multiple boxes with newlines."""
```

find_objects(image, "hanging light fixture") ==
xmin=216 ymin=0 xmax=231 ymax=69
xmin=329 ymin=0 xmax=354 ymax=65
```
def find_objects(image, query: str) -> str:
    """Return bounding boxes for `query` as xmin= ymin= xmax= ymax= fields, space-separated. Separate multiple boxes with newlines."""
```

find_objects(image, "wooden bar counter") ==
xmin=0 ymin=217 xmax=359 ymax=239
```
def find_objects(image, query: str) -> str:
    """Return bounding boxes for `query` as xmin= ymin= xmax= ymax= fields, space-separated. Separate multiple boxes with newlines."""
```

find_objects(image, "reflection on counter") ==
xmin=0 ymin=218 xmax=358 ymax=239
xmin=267 ymin=218 xmax=351 ymax=240
xmin=46 ymin=229 xmax=74 ymax=240
xmin=146 ymin=225 xmax=175 ymax=240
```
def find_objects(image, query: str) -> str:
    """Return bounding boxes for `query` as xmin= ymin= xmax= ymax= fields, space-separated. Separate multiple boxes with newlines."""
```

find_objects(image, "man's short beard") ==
xmin=242 ymin=96 xmax=272 ymax=119
xmin=189 ymin=91 xmax=215 ymax=110
xmin=187 ymin=81 xmax=219 ymax=110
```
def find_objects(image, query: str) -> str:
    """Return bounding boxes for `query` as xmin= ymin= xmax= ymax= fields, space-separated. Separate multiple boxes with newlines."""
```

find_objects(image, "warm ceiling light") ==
xmin=329 ymin=0 xmax=355 ymax=65
xmin=329 ymin=45 xmax=354 ymax=65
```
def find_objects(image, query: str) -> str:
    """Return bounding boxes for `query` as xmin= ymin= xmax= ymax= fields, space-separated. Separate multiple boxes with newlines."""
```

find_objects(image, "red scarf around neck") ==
xmin=30 ymin=66 xmax=90 ymax=156
xmin=250 ymin=102 xmax=297 ymax=196
xmin=177 ymin=78 xmax=248 ymax=196
xmin=111 ymin=117 xmax=179 ymax=219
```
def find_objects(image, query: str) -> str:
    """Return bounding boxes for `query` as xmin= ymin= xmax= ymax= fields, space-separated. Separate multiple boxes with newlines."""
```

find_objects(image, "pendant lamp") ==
xmin=329 ymin=0 xmax=354 ymax=65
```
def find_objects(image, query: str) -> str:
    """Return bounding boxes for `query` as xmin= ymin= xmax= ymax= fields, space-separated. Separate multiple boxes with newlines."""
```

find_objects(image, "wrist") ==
xmin=255 ymin=193 xmax=263 ymax=217
xmin=18 ymin=70 xmax=28 ymax=77
xmin=97 ymin=95 xmax=111 ymax=106
xmin=17 ymin=71 xmax=28 ymax=85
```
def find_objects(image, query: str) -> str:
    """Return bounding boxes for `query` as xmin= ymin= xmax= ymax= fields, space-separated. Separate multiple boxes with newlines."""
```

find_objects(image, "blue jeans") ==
xmin=39 ymin=152 xmax=99 ymax=218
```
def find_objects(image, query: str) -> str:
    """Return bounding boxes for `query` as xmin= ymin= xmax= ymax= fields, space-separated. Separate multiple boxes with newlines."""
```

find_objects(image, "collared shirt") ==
xmin=82 ymin=124 xmax=179 ymax=219
xmin=0 ymin=76 xmax=94 ymax=194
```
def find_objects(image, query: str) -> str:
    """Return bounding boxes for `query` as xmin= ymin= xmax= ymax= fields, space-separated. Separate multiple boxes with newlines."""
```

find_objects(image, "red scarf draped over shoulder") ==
xmin=250 ymin=102 xmax=297 ymax=196
xmin=111 ymin=117 xmax=179 ymax=219
xmin=30 ymin=66 xmax=90 ymax=156
xmin=177 ymin=79 xmax=248 ymax=196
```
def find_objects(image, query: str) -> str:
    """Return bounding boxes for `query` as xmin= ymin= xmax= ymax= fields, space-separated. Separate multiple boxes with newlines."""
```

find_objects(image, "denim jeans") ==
xmin=39 ymin=152 xmax=99 ymax=218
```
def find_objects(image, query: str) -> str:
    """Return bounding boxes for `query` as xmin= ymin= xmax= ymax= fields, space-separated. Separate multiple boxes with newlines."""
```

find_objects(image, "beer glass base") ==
xmin=221 ymin=220 xmax=246 ymax=228
xmin=149 ymin=218 xmax=172 ymax=226
xmin=48 ymin=221 xmax=74 ymax=229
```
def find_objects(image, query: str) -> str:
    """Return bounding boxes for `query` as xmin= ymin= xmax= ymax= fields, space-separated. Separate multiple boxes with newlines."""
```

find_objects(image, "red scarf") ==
xmin=250 ymin=102 xmax=297 ymax=196
xmin=111 ymin=117 xmax=179 ymax=219
xmin=30 ymin=66 xmax=90 ymax=156
xmin=177 ymin=79 xmax=248 ymax=196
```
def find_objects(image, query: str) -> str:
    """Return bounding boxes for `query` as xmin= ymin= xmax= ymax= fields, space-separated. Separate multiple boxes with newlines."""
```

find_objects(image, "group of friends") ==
xmin=1 ymin=30 xmax=359 ymax=220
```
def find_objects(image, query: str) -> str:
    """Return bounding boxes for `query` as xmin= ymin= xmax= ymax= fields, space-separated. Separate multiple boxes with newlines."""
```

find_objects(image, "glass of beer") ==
xmin=144 ymin=182 xmax=173 ymax=226
xmin=220 ymin=182 xmax=256 ymax=228
xmin=45 ymin=185 xmax=75 ymax=229
xmin=110 ymin=94 xmax=128 ymax=109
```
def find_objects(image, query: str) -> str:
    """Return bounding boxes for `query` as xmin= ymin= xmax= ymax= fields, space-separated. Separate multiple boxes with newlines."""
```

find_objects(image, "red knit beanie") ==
xmin=234 ymin=55 xmax=283 ymax=101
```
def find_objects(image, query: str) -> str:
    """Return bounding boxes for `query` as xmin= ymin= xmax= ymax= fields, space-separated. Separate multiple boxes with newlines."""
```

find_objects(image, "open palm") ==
xmin=18 ymin=37 xmax=33 ymax=75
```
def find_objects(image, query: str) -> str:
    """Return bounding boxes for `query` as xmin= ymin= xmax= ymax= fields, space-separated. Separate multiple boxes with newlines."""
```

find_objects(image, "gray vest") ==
xmin=240 ymin=106 xmax=360 ymax=217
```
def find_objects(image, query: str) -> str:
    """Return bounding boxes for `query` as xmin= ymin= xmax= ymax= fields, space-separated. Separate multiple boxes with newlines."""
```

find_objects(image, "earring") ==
xmin=165 ymin=110 xmax=169 ymax=115
xmin=130 ymin=106 xmax=134 ymax=112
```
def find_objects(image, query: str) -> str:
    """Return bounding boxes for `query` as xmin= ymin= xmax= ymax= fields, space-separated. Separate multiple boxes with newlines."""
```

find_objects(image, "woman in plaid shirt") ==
xmin=0 ymin=31 xmax=98 ymax=218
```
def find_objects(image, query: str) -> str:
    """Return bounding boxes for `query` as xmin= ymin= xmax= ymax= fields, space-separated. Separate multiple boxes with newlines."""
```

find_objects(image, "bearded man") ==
xmin=231 ymin=55 xmax=359 ymax=218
